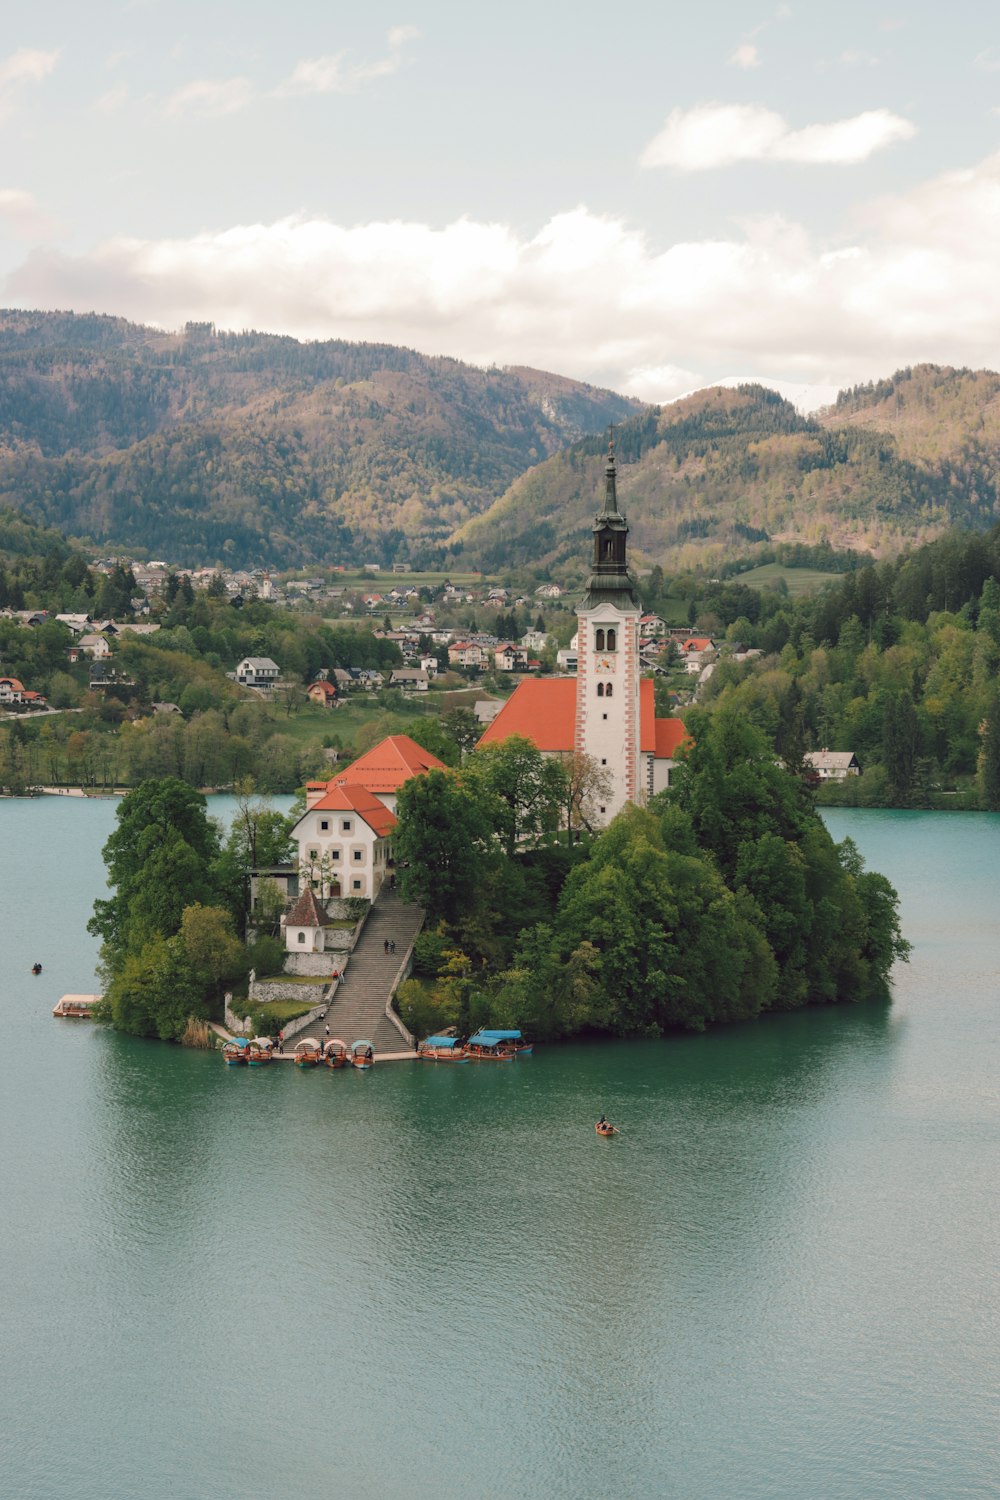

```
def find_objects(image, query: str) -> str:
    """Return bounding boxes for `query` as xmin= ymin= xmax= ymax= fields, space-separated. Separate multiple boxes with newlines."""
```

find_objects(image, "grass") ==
xmin=734 ymin=563 xmax=840 ymax=597
xmin=257 ymin=974 xmax=330 ymax=986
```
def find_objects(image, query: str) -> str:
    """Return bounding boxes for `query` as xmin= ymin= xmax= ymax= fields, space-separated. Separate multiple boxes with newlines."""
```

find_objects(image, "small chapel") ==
xmin=478 ymin=434 xmax=685 ymax=823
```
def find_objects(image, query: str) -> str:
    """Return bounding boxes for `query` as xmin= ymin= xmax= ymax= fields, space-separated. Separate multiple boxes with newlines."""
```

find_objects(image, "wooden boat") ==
xmin=477 ymin=1028 xmax=533 ymax=1056
xmin=350 ymin=1039 xmax=375 ymax=1070
xmin=293 ymin=1037 xmax=323 ymax=1068
xmin=52 ymin=994 xmax=99 ymax=1019
xmin=31 ymin=963 xmax=42 ymax=975
xmin=223 ymin=1038 xmax=250 ymax=1065
xmin=323 ymin=1038 xmax=348 ymax=1069
xmin=246 ymin=1037 xmax=274 ymax=1066
xmin=464 ymin=1031 xmax=514 ymax=1061
xmin=595 ymin=1121 xmax=618 ymax=1137
xmin=417 ymin=1034 xmax=467 ymax=1061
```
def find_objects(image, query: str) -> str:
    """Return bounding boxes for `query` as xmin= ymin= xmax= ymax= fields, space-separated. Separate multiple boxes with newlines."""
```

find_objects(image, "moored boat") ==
xmin=323 ymin=1038 xmax=348 ymax=1068
xmin=247 ymin=1037 xmax=274 ymax=1066
xmin=52 ymin=994 xmax=100 ymax=1019
xmin=478 ymin=1029 xmax=533 ymax=1056
xmin=223 ymin=1038 xmax=250 ymax=1065
xmin=350 ymin=1039 xmax=375 ymax=1069
xmin=293 ymin=1037 xmax=323 ymax=1068
xmin=417 ymin=1034 xmax=467 ymax=1061
xmin=465 ymin=1031 xmax=514 ymax=1061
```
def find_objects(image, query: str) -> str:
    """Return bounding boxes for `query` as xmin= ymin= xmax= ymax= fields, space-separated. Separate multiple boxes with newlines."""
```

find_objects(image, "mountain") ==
xmin=453 ymin=367 xmax=1000 ymax=572
xmin=0 ymin=311 xmax=643 ymax=567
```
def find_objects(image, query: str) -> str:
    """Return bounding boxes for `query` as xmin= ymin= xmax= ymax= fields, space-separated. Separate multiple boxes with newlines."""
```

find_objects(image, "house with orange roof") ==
xmin=323 ymin=733 xmax=448 ymax=815
xmin=306 ymin=679 xmax=338 ymax=708
xmin=292 ymin=783 xmax=397 ymax=901
xmin=477 ymin=436 xmax=687 ymax=821
xmin=292 ymin=734 xmax=448 ymax=899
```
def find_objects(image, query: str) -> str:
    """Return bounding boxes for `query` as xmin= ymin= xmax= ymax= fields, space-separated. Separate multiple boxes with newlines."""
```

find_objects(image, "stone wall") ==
xmin=251 ymin=979 xmax=328 ymax=1006
xmin=284 ymin=952 xmax=349 ymax=977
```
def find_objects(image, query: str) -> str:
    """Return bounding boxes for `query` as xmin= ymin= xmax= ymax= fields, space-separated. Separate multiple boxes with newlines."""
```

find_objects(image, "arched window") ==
xmin=607 ymin=628 xmax=617 ymax=651
xmin=595 ymin=628 xmax=605 ymax=651
xmin=596 ymin=682 xmax=604 ymax=698
xmin=605 ymin=683 xmax=613 ymax=698
xmin=605 ymin=540 xmax=613 ymax=557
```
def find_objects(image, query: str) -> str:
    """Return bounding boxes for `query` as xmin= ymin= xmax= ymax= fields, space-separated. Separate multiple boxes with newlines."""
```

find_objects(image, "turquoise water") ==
xmin=1 ymin=800 xmax=998 ymax=1499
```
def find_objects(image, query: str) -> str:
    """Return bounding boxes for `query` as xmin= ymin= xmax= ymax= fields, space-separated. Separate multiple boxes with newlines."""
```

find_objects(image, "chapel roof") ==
xmin=285 ymin=888 xmax=336 ymax=928
xmin=477 ymin=677 xmax=671 ymax=757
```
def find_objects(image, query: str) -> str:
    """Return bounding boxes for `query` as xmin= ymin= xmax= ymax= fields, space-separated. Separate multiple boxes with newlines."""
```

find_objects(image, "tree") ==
xmin=978 ymin=692 xmax=1000 ymax=811
xmin=180 ymin=904 xmax=246 ymax=995
xmin=882 ymin=690 xmax=920 ymax=803
xmin=564 ymin=750 xmax=613 ymax=833
xmin=104 ymin=933 xmax=207 ymax=1040
xmin=441 ymin=707 xmax=481 ymax=759
xmin=89 ymin=778 xmax=221 ymax=974
xmin=466 ymin=736 xmax=567 ymax=856
xmin=394 ymin=770 xmax=494 ymax=924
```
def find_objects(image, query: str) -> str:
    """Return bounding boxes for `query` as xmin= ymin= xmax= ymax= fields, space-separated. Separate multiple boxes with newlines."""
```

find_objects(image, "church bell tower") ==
xmin=574 ymin=430 xmax=642 ymax=822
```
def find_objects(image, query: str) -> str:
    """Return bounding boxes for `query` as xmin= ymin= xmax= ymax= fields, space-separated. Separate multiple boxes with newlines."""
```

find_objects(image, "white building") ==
xmin=235 ymin=657 xmax=280 ymax=689
xmin=292 ymin=784 xmax=396 ymax=900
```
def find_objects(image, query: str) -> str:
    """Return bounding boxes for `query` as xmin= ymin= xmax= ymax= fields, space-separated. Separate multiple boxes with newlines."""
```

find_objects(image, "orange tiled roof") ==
xmin=654 ymin=717 xmax=687 ymax=758
xmin=478 ymin=677 xmax=662 ymax=756
xmin=329 ymin=734 xmax=447 ymax=795
xmin=301 ymin=782 xmax=397 ymax=837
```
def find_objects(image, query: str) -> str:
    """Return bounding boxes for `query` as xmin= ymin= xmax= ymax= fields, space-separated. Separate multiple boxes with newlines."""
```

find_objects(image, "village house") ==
xmin=389 ymin=668 xmax=429 ymax=692
xmin=77 ymin=633 xmax=112 ymax=660
xmin=0 ymin=676 xmax=47 ymax=710
xmin=494 ymin=642 xmax=528 ymax=672
xmin=448 ymin=642 xmax=485 ymax=668
xmin=235 ymin=656 xmax=280 ymax=690
xmin=306 ymin=679 xmax=338 ymax=708
xmin=804 ymin=750 xmax=862 ymax=780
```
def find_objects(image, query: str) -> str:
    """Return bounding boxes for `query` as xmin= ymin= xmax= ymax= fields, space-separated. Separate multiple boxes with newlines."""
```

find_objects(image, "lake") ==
xmin=1 ymin=799 xmax=998 ymax=1499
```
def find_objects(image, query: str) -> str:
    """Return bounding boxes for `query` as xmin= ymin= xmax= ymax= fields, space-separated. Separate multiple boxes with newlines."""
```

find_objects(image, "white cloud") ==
xmin=0 ymin=47 xmax=58 ymax=122
xmin=95 ymin=83 xmax=129 ymax=115
xmin=164 ymin=76 xmax=254 ymax=118
xmin=12 ymin=149 xmax=1000 ymax=402
xmin=0 ymin=188 xmax=57 ymax=239
xmin=0 ymin=48 xmax=58 ymax=87
xmin=640 ymin=102 xmax=915 ymax=170
xmin=973 ymin=48 xmax=1000 ymax=73
xmin=277 ymin=25 xmax=419 ymax=97
xmin=728 ymin=43 xmax=760 ymax=69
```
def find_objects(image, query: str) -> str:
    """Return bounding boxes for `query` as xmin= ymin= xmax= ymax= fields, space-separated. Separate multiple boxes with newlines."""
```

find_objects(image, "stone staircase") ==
xmin=324 ymin=889 xmax=424 ymax=1053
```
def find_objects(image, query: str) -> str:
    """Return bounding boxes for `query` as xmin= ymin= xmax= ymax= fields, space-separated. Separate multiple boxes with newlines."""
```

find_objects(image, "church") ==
xmin=478 ymin=435 xmax=685 ymax=823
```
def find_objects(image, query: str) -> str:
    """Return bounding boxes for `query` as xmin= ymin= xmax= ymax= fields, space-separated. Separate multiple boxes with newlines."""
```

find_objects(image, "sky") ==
xmin=4 ymin=0 xmax=1000 ymax=406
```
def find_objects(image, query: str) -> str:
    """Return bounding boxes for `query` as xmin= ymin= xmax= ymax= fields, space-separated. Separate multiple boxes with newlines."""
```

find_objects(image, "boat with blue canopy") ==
xmin=350 ymin=1039 xmax=375 ymax=1070
xmin=465 ymin=1031 xmax=515 ymax=1061
xmin=222 ymin=1037 xmax=250 ymax=1065
xmin=417 ymin=1035 xmax=467 ymax=1061
xmin=476 ymin=1029 xmax=533 ymax=1056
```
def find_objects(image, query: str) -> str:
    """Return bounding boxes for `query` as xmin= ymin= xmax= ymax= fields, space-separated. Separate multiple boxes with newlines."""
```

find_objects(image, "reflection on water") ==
xmin=1 ymin=800 xmax=998 ymax=1499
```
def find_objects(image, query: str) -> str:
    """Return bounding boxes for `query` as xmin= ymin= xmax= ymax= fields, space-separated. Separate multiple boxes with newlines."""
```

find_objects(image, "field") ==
xmin=734 ymin=563 xmax=840 ymax=597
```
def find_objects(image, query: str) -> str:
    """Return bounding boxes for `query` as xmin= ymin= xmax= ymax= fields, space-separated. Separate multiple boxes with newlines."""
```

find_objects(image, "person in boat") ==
xmin=31 ymin=962 xmax=42 ymax=974
xmin=598 ymin=1114 xmax=608 ymax=1127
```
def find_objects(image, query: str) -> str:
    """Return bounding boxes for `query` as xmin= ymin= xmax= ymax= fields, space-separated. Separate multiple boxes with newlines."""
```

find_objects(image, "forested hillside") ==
xmin=455 ymin=369 xmax=1000 ymax=572
xmin=0 ymin=311 xmax=642 ymax=566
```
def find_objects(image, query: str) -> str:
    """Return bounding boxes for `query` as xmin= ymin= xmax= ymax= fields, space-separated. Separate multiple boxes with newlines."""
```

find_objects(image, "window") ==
xmin=352 ymin=879 xmax=362 ymax=891
xmin=331 ymin=849 xmax=340 ymax=861
xmin=606 ymin=683 xmax=613 ymax=698
xmin=595 ymin=628 xmax=605 ymax=651
xmin=597 ymin=682 xmax=604 ymax=698
xmin=599 ymin=805 xmax=606 ymax=815
xmin=297 ymin=931 xmax=305 ymax=944
xmin=607 ymin=628 xmax=616 ymax=651
xmin=320 ymin=820 xmax=329 ymax=831
xmin=342 ymin=820 xmax=352 ymax=832
xmin=308 ymin=849 xmax=318 ymax=861
xmin=601 ymin=758 xmax=607 ymax=765
xmin=602 ymin=712 xmax=608 ymax=720
xmin=353 ymin=850 xmax=363 ymax=861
